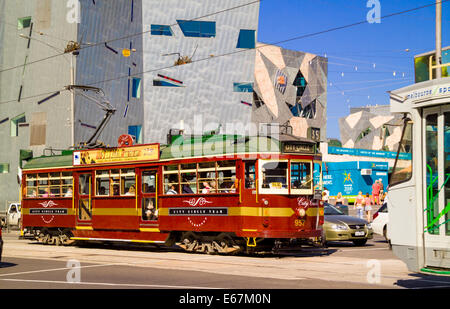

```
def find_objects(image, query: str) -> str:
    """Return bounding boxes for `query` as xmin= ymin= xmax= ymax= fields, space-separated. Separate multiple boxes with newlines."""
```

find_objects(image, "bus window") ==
xmin=217 ymin=161 xmax=236 ymax=193
xmin=121 ymin=169 xmax=135 ymax=195
xmin=180 ymin=163 xmax=197 ymax=194
xmin=260 ymin=160 xmax=288 ymax=193
xmin=245 ymin=161 xmax=256 ymax=189
xmin=390 ymin=118 xmax=413 ymax=186
xmin=290 ymin=161 xmax=312 ymax=191
xmin=96 ymin=170 xmax=110 ymax=196
xmin=142 ymin=170 xmax=156 ymax=193
xmin=163 ymin=165 xmax=179 ymax=194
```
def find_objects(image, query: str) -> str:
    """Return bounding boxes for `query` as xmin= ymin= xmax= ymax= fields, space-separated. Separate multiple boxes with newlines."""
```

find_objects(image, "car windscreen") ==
xmin=324 ymin=203 xmax=344 ymax=215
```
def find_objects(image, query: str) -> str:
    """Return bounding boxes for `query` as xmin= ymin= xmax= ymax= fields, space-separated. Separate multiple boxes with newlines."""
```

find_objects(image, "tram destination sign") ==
xmin=282 ymin=142 xmax=315 ymax=154
xmin=73 ymin=144 xmax=160 ymax=166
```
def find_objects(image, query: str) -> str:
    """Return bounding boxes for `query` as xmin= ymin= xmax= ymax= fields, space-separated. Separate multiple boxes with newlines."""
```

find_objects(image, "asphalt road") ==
xmin=1 ymin=230 xmax=450 ymax=294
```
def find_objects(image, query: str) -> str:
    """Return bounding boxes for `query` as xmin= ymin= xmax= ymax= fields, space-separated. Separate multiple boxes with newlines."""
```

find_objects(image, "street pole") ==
xmin=436 ymin=0 xmax=442 ymax=79
xmin=70 ymin=53 xmax=75 ymax=148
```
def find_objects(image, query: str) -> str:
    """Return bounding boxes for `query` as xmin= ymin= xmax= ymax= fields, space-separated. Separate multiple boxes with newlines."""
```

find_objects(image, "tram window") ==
xmin=142 ymin=197 xmax=158 ymax=221
xmin=96 ymin=170 xmax=110 ymax=196
xmin=390 ymin=119 xmax=413 ymax=186
xmin=198 ymin=162 xmax=217 ymax=193
xmin=163 ymin=165 xmax=180 ymax=194
xmin=290 ymin=162 xmax=312 ymax=190
xmin=61 ymin=172 xmax=73 ymax=197
xmin=217 ymin=161 xmax=236 ymax=193
xmin=121 ymin=168 xmax=136 ymax=195
xmin=49 ymin=172 xmax=62 ymax=197
xmin=79 ymin=173 xmax=92 ymax=195
xmin=142 ymin=170 xmax=156 ymax=193
xmin=110 ymin=169 xmax=120 ymax=196
xmin=37 ymin=173 xmax=49 ymax=197
xmin=180 ymin=163 xmax=197 ymax=194
xmin=244 ymin=161 xmax=256 ymax=189
xmin=260 ymin=161 xmax=288 ymax=190
xmin=26 ymin=174 xmax=38 ymax=197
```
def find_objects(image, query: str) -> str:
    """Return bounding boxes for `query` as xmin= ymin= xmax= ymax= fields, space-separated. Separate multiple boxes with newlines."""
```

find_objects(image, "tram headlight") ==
xmin=263 ymin=199 xmax=269 ymax=206
xmin=298 ymin=208 xmax=306 ymax=217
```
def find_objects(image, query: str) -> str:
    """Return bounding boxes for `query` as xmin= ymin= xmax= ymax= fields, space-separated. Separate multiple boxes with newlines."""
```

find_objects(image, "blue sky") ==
xmin=257 ymin=0 xmax=450 ymax=140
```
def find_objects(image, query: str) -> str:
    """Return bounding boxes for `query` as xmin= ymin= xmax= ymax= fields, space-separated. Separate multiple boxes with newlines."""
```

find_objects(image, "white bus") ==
xmin=388 ymin=77 xmax=450 ymax=274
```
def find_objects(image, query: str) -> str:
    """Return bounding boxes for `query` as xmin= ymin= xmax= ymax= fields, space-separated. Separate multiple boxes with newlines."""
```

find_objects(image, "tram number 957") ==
xmin=294 ymin=219 xmax=305 ymax=227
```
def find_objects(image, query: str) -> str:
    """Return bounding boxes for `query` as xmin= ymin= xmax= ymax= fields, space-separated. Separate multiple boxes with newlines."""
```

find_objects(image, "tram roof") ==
xmin=22 ymin=152 xmax=74 ymax=170
xmin=22 ymin=134 xmax=317 ymax=170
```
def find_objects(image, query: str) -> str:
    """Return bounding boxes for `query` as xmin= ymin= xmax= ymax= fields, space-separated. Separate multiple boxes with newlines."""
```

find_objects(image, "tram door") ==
xmin=423 ymin=105 xmax=450 ymax=268
xmin=139 ymin=169 xmax=159 ymax=228
xmin=75 ymin=171 xmax=93 ymax=229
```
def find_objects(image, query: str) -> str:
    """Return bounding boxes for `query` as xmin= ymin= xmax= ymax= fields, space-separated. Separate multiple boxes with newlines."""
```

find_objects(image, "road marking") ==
xmin=0 ymin=263 xmax=116 ymax=277
xmin=0 ymin=278 xmax=221 ymax=289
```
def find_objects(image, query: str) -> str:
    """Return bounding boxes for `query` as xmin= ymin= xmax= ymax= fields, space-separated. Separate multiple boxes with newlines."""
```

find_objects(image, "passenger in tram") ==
xmin=113 ymin=184 xmax=120 ymax=196
xmin=182 ymin=178 xmax=194 ymax=194
xmin=166 ymin=184 xmax=178 ymax=195
xmin=201 ymin=182 xmax=211 ymax=194
xmin=41 ymin=187 xmax=54 ymax=198
xmin=64 ymin=187 xmax=73 ymax=197
xmin=143 ymin=199 xmax=157 ymax=220
xmin=125 ymin=185 xmax=136 ymax=196
xmin=209 ymin=180 xmax=217 ymax=193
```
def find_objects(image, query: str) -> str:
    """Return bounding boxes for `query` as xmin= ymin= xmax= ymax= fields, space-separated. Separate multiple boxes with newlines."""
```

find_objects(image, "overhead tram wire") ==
xmin=0 ymin=0 xmax=262 ymax=74
xmin=1 ymin=0 xmax=445 ymax=75
xmin=0 ymin=0 xmax=447 ymax=104
xmin=88 ymin=0 xmax=444 ymax=87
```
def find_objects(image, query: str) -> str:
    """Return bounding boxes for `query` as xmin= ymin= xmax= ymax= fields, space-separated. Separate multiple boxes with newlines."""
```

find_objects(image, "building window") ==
xmin=236 ymin=29 xmax=255 ymax=49
xmin=17 ymin=17 xmax=32 ymax=30
xmin=132 ymin=78 xmax=141 ymax=98
xmin=177 ymin=20 xmax=216 ymax=38
xmin=153 ymin=80 xmax=182 ymax=87
xmin=128 ymin=125 xmax=142 ymax=144
xmin=11 ymin=113 xmax=26 ymax=137
xmin=356 ymin=127 xmax=372 ymax=142
xmin=151 ymin=24 xmax=173 ymax=36
xmin=0 ymin=163 xmax=9 ymax=174
xmin=233 ymin=82 xmax=253 ymax=93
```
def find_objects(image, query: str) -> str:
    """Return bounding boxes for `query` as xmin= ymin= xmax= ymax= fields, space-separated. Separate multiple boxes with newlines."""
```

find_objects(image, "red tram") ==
xmin=21 ymin=133 xmax=324 ymax=254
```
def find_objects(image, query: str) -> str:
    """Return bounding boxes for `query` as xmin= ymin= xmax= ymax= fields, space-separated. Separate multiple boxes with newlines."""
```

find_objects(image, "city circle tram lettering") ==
xmin=169 ymin=208 xmax=228 ymax=216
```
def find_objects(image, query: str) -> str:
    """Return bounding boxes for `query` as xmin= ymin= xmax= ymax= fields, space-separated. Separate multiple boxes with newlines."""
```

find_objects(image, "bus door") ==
xmin=75 ymin=171 xmax=93 ymax=229
xmin=423 ymin=105 xmax=450 ymax=268
xmin=139 ymin=169 xmax=159 ymax=228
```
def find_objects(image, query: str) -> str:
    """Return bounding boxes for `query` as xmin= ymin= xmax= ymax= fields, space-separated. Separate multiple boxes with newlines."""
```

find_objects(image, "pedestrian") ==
xmin=354 ymin=191 xmax=364 ymax=219
xmin=335 ymin=192 xmax=344 ymax=206
xmin=378 ymin=179 xmax=384 ymax=204
xmin=372 ymin=179 xmax=380 ymax=205
xmin=364 ymin=193 xmax=373 ymax=222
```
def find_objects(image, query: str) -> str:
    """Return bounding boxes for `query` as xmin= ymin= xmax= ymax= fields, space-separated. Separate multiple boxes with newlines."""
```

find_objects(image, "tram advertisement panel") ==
xmin=73 ymin=144 xmax=160 ymax=166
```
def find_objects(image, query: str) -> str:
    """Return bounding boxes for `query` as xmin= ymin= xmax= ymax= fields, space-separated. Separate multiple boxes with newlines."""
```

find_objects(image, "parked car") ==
xmin=372 ymin=202 xmax=390 ymax=243
xmin=322 ymin=202 xmax=373 ymax=246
